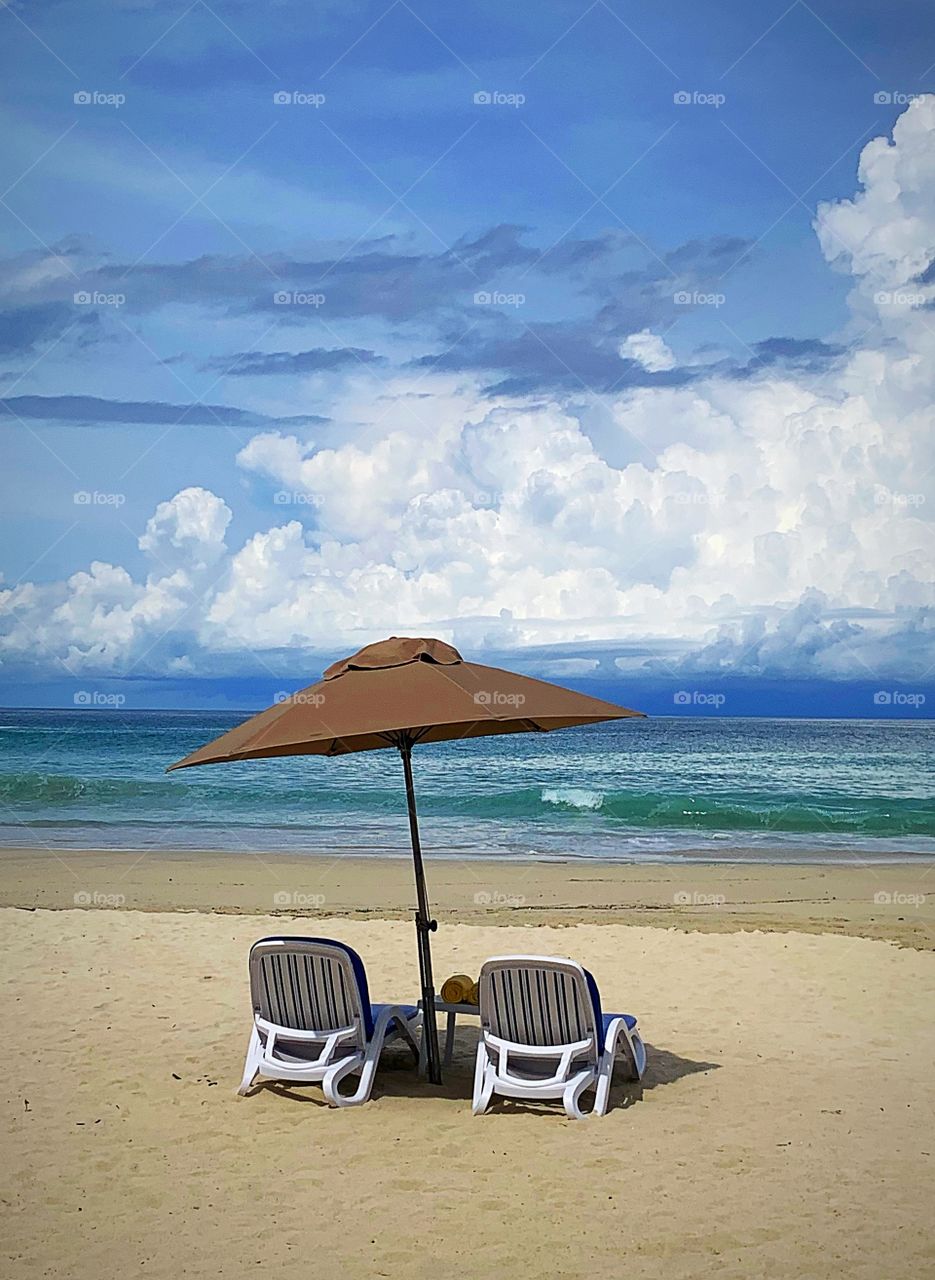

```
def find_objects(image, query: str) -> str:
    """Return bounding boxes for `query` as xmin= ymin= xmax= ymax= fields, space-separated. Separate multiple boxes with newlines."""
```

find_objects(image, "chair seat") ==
xmin=371 ymin=1003 xmax=419 ymax=1028
xmin=602 ymin=1012 xmax=637 ymax=1037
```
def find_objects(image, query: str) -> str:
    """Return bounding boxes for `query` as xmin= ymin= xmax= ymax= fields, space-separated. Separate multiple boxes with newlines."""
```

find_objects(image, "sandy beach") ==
xmin=1 ymin=846 xmax=933 ymax=946
xmin=2 ymin=850 xmax=934 ymax=1278
xmin=5 ymin=1 xmax=935 ymax=1272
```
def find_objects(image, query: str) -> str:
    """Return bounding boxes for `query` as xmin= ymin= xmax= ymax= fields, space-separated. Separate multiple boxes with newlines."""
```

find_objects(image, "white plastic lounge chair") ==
xmin=238 ymin=936 xmax=422 ymax=1107
xmin=472 ymin=954 xmax=646 ymax=1119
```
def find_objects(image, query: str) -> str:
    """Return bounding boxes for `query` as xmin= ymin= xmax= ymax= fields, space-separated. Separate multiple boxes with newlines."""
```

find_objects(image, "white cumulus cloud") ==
xmin=619 ymin=329 xmax=677 ymax=372
xmin=3 ymin=100 xmax=935 ymax=683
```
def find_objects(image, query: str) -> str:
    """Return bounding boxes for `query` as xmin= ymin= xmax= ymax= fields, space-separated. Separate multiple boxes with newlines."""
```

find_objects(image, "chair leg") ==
xmin=562 ymin=1071 xmax=594 ymax=1120
xmin=630 ymin=1031 xmax=647 ymax=1081
xmin=237 ymin=1026 xmax=262 ymax=1096
xmin=594 ymin=1048 xmax=615 ymax=1115
xmin=396 ymin=1014 xmax=422 ymax=1065
xmin=594 ymin=1024 xmax=645 ymax=1113
xmin=322 ymin=1051 xmax=369 ymax=1107
xmin=472 ymin=1042 xmax=494 ymax=1115
xmin=618 ymin=1028 xmax=647 ymax=1082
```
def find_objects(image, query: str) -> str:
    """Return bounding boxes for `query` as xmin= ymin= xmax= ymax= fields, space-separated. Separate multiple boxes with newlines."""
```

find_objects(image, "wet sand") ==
xmin=0 ymin=846 xmax=932 ymax=948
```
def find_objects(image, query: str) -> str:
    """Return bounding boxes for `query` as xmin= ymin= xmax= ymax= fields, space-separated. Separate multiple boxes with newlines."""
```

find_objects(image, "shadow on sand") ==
xmin=246 ymin=1036 xmax=719 ymax=1114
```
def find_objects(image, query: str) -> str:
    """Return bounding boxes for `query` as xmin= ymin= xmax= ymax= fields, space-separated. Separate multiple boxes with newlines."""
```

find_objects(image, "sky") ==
xmin=0 ymin=0 xmax=934 ymax=715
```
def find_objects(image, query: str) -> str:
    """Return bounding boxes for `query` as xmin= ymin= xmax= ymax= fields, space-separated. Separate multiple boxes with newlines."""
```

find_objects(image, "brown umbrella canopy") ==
xmin=167 ymin=637 xmax=644 ymax=1084
xmin=167 ymin=636 xmax=643 ymax=770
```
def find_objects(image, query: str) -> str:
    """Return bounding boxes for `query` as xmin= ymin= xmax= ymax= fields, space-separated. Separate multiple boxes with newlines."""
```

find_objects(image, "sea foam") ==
xmin=541 ymin=787 xmax=605 ymax=811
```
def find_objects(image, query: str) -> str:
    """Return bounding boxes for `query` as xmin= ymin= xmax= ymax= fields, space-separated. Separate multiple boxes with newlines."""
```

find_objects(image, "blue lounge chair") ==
xmin=238 ymin=936 xmax=421 ymax=1107
xmin=473 ymin=954 xmax=646 ymax=1119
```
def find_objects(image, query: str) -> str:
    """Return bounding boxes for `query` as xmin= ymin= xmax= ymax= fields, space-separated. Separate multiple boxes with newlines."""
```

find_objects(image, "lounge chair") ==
xmin=238 ymin=936 xmax=422 ymax=1107
xmin=472 ymin=954 xmax=646 ymax=1119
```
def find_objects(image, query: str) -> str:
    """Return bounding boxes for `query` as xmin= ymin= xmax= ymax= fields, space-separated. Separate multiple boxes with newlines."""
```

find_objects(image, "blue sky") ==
xmin=1 ymin=0 xmax=934 ymax=714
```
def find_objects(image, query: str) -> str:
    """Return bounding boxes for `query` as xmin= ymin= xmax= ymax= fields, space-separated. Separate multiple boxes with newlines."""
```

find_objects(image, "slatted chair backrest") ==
xmin=479 ymin=956 xmax=600 ymax=1058
xmin=249 ymin=937 xmax=371 ymax=1043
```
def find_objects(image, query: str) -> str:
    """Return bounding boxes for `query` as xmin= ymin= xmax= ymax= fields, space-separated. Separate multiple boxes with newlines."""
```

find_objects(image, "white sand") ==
xmin=3 ymin=906 xmax=934 ymax=1278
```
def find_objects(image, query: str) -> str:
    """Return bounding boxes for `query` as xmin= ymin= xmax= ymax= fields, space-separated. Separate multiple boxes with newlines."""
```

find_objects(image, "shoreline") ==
xmin=2 ymin=846 xmax=932 ymax=949
xmin=5 ymin=839 xmax=935 ymax=864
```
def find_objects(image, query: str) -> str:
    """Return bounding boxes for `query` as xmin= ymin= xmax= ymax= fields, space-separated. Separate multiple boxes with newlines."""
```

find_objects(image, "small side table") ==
xmin=417 ymin=998 xmax=480 ymax=1074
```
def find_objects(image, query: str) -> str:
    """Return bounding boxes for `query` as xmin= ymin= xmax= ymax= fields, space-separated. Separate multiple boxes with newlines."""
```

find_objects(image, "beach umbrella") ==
xmin=167 ymin=636 xmax=643 ymax=1084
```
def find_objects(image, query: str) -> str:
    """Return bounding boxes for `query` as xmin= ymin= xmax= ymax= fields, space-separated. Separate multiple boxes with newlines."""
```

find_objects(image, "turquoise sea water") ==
xmin=0 ymin=709 xmax=932 ymax=862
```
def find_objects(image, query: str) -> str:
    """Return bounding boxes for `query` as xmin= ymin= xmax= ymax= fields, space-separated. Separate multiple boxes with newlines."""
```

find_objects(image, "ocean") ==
xmin=0 ymin=709 xmax=932 ymax=863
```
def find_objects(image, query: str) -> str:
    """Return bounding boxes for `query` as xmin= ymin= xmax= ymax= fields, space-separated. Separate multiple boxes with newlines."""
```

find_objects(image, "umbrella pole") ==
xmin=398 ymin=739 xmax=443 ymax=1085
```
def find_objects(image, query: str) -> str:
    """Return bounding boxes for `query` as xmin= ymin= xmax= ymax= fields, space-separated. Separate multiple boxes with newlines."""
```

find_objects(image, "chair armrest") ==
xmin=484 ymin=1031 xmax=595 ymax=1088
xmin=256 ymin=1016 xmax=361 ymax=1069
xmin=370 ymin=1003 xmax=421 ymax=1040
xmin=255 ymin=1015 xmax=358 ymax=1043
